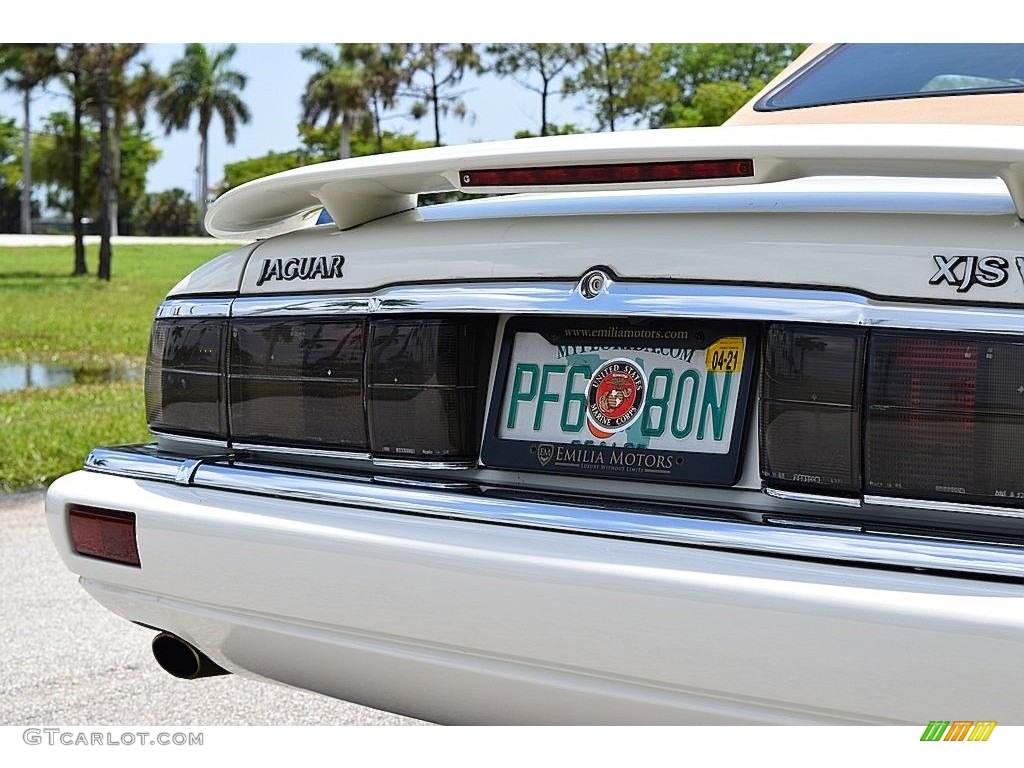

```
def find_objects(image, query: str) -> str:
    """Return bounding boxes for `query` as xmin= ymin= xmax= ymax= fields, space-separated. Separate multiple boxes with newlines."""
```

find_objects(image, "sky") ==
xmin=0 ymin=43 xmax=596 ymax=195
xmin=0 ymin=1 xmax=1012 ymax=197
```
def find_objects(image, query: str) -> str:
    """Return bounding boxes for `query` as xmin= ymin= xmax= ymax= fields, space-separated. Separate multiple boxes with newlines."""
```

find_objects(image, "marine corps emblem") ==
xmin=586 ymin=359 xmax=647 ymax=438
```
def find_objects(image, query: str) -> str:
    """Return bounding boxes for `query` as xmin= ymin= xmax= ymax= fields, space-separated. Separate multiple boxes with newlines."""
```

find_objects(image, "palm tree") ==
xmin=363 ymin=44 xmax=409 ymax=153
xmin=93 ymin=44 xmax=114 ymax=280
xmin=0 ymin=44 xmax=59 ymax=234
xmin=123 ymin=60 xmax=164 ymax=132
xmin=105 ymin=45 xmax=152 ymax=236
xmin=300 ymin=44 xmax=373 ymax=160
xmin=156 ymin=44 xmax=250 ymax=234
xmin=56 ymin=43 xmax=89 ymax=274
xmin=59 ymin=44 xmax=145 ymax=276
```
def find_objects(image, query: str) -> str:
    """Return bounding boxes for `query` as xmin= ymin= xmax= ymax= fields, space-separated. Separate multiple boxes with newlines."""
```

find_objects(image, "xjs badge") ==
xmin=929 ymin=254 xmax=1013 ymax=293
xmin=256 ymin=255 xmax=345 ymax=286
xmin=586 ymin=359 xmax=647 ymax=438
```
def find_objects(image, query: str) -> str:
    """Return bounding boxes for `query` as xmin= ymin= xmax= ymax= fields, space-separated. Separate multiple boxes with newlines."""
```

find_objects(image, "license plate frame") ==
xmin=481 ymin=316 xmax=759 ymax=486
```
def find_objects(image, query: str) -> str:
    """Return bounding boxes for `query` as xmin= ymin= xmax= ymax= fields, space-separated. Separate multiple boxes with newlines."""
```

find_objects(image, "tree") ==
xmin=56 ymin=43 xmax=90 ymax=274
xmin=219 ymin=128 xmax=432 ymax=193
xmin=487 ymin=44 xmax=587 ymax=137
xmin=665 ymin=80 xmax=767 ymax=128
xmin=363 ymin=44 xmax=410 ymax=153
xmin=404 ymin=44 xmax=483 ymax=146
xmin=651 ymin=43 xmax=807 ymax=127
xmin=108 ymin=126 xmax=161 ymax=233
xmin=44 ymin=44 xmax=145 ymax=277
xmin=0 ymin=117 xmax=25 ymax=232
xmin=297 ymin=124 xmax=432 ymax=165
xmin=103 ymin=44 xmax=149 ymax=237
xmin=299 ymin=44 xmax=373 ymax=160
xmin=563 ymin=44 xmax=672 ymax=131
xmin=32 ymin=111 xmax=159 ymax=233
xmin=221 ymin=150 xmax=307 ymax=191
xmin=0 ymin=44 xmax=59 ymax=234
xmin=132 ymin=188 xmax=195 ymax=236
xmin=92 ymin=44 xmax=114 ymax=280
xmin=121 ymin=59 xmax=164 ymax=132
xmin=157 ymin=43 xmax=250 ymax=234
xmin=513 ymin=123 xmax=582 ymax=139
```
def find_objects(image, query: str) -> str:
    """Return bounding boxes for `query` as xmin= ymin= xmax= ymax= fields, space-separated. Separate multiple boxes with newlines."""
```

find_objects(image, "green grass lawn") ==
xmin=0 ymin=243 xmax=230 ymax=492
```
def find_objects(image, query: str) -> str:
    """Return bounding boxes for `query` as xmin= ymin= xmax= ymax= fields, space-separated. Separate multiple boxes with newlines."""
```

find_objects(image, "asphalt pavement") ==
xmin=0 ymin=490 xmax=425 ymax=726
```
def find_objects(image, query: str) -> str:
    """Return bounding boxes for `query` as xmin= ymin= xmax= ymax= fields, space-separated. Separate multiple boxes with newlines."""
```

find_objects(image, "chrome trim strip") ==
xmin=85 ymin=446 xmax=187 ymax=483
xmin=865 ymin=495 xmax=1024 ymax=520
xmin=371 ymin=457 xmax=476 ymax=471
xmin=175 ymin=459 xmax=203 ymax=485
xmin=768 ymin=488 xmax=1024 ymax=520
xmin=418 ymin=181 xmax=1016 ymax=220
xmin=155 ymin=298 xmax=233 ymax=318
xmin=151 ymin=432 xmax=230 ymax=450
xmin=82 ymin=445 xmax=1024 ymax=579
xmin=87 ymin=446 xmax=246 ymax=485
xmin=372 ymin=475 xmax=474 ymax=491
xmin=231 ymin=282 xmax=1024 ymax=334
xmin=764 ymin=488 xmax=863 ymax=508
xmin=230 ymin=296 xmax=370 ymax=318
xmin=232 ymin=443 xmax=372 ymax=461
xmin=763 ymin=517 xmax=863 ymax=533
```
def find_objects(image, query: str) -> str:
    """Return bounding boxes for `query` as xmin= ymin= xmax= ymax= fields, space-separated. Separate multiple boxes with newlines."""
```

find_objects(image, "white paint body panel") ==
xmin=47 ymin=130 xmax=1024 ymax=724
xmin=235 ymin=179 xmax=1024 ymax=305
xmin=47 ymin=471 xmax=1024 ymax=725
xmin=167 ymin=242 xmax=259 ymax=296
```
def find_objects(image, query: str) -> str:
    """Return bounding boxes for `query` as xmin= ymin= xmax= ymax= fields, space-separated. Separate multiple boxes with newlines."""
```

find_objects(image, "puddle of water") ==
xmin=0 ymin=362 xmax=142 ymax=393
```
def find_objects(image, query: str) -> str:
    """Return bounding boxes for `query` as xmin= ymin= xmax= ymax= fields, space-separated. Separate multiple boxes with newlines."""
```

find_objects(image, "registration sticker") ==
xmin=706 ymin=337 xmax=744 ymax=373
xmin=482 ymin=318 xmax=758 ymax=486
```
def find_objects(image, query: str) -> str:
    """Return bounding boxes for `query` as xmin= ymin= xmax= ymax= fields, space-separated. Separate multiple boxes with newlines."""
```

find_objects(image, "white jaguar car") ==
xmin=45 ymin=44 xmax=1024 ymax=724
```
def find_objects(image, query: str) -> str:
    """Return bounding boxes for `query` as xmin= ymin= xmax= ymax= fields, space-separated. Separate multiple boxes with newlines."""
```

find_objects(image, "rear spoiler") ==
xmin=204 ymin=124 xmax=1024 ymax=239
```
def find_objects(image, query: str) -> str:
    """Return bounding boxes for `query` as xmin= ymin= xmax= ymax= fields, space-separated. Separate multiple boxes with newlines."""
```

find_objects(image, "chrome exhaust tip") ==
xmin=151 ymin=632 xmax=230 ymax=679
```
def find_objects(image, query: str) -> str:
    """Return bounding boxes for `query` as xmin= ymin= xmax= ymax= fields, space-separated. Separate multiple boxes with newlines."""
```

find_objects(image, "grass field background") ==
xmin=0 ymin=243 xmax=229 ymax=492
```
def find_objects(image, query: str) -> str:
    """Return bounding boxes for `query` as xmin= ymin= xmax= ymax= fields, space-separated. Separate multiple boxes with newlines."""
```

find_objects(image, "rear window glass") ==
xmin=756 ymin=44 xmax=1024 ymax=111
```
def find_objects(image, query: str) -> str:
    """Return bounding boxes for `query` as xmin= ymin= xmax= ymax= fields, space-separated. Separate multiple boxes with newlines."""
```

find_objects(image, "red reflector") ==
xmin=68 ymin=505 xmax=141 ymax=567
xmin=460 ymin=159 xmax=754 ymax=188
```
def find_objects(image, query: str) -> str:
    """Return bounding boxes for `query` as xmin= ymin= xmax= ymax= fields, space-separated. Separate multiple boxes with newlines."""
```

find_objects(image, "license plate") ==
xmin=481 ymin=318 xmax=758 ymax=485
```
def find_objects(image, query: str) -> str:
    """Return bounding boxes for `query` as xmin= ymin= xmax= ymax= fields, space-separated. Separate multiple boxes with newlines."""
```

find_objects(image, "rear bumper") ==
xmin=46 ymin=445 xmax=1024 ymax=725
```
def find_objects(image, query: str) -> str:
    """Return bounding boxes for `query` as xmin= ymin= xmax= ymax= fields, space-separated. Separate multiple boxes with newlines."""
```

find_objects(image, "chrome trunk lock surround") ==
xmin=579 ymin=268 xmax=612 ymax=299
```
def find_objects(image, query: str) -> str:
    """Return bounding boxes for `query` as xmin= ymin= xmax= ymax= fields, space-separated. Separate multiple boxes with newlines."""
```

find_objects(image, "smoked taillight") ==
xmin=145 ymin=318 xmax=227 ymax=439
xmin=865 ymin=333 xmax=1024 ymax=505
xmin=760 ymin=325 xmax=866 ymax=494
xmin=228 ymin=318 xmax=367 ymax=449
xmin=367 ymin=317 xmax=496 ymax=460
xmin=762 ymin=325 xmax=1024 ymax=508
xmin=68 ymin=505 xmax=140 ymax=566
xmin=146 ymin=307 xmax=500 ymax=460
